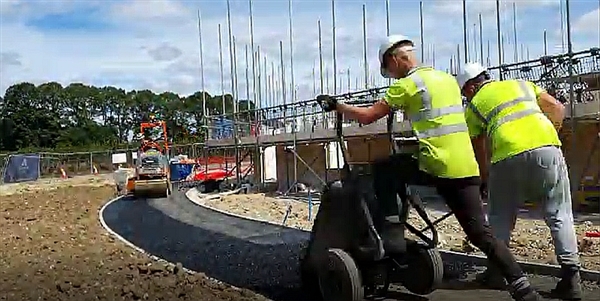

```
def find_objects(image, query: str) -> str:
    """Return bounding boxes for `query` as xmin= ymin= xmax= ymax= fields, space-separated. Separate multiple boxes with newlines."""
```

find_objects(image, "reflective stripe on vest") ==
xmin=407 ymin=73 xmax=469 ymax=139
xmin=468 ymin=80 xmax=543 ymax=134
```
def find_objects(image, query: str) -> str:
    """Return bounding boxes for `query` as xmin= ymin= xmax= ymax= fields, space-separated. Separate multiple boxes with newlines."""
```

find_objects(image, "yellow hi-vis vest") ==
xmin=468 ymin=80 xmax=562 ymax=164
xmin=403 ymin=67 xmax=480 ymax=178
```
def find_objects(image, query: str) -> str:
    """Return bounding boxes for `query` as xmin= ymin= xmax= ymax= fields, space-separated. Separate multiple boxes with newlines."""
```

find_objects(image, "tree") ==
xmin=0 ymin=81 xmax=254 ymax=152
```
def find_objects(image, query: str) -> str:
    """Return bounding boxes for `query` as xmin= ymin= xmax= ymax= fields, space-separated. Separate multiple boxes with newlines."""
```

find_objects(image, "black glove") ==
xmin=316 ymin=94 xmax=337 ymax=112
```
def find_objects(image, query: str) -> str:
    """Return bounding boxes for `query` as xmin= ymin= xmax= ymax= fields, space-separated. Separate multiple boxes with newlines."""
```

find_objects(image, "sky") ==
xmin=0 ymin=0 xmax=599 ymax=107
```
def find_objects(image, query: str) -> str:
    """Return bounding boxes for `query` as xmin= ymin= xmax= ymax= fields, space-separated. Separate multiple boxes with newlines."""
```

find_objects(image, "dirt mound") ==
xmin=0 ymin=185 xmax=270 ymax=301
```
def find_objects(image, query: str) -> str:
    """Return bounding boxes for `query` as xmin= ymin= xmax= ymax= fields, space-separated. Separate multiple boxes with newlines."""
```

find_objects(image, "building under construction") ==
xmin=195 ymin=48 xmax=599 ymax=210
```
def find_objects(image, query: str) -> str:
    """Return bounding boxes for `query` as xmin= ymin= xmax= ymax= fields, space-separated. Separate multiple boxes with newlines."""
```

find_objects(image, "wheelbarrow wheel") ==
xmin=318 ymin=248 xmax=363 ymax=301
xmin=401 ymin=244 xmax=444 ymax=295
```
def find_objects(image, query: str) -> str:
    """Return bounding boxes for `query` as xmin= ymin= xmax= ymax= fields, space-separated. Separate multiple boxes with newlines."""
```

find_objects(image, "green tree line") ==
xmin=0 ymin=82 xmax=255 ymax=153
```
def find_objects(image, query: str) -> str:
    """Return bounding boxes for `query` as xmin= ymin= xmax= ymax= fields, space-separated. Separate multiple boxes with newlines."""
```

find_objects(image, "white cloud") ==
xmin=109 ymin=0 xmax=190 ymax=21
xmin=0 ymin=0 xmax=597 ymax=105
xmin=573 ymin=8 xmax=600 ymax=36
xmin=0 ymin=51 xmax=22 ymax=67
xmin=0 ymin=0 xmax=19 ymax=15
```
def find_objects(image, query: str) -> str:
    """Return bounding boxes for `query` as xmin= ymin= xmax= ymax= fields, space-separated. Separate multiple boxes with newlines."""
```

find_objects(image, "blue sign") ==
xmin=2 ymin=154 xmax=41 ymax=184
xmin=211 ymin=116 xmax=234 ymax=139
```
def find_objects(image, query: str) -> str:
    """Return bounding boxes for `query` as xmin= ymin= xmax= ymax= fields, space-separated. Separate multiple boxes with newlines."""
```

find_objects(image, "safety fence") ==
xmin=0 ymin=143 xmax=256 ymax=185
xmin=1 ymin=149 xmax=135 ymax=182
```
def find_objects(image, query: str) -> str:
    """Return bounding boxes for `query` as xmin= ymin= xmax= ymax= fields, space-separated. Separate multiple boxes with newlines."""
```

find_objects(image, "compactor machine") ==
xmin=126 ymin=116 xmax=172 ymax=198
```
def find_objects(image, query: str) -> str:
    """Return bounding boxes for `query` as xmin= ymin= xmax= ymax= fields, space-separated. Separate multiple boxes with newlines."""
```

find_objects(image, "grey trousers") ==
xmin=487 ymin=146 xmax=581 ymax=268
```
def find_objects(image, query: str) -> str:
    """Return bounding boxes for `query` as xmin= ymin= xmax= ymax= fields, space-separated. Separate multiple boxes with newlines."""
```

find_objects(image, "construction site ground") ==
xmin=3 ymin=175 xmax=600 ymax=301
xmin=198 ymin=192 xmax=600 ymax=271
xmin=0 ymin=176 xmax=269 ymax=301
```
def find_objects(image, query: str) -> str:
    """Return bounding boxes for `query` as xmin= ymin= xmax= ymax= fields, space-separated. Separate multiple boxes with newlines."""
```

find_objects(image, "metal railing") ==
xmin=0 ymin=143 xmax=215 ymax=181
xmin=205 ymin=48 xmax=599 ymax=140
xmin=488 ymin=48 xmax=600 ymax=104
xmin=205 ymin=88 xmax=393 ymax=139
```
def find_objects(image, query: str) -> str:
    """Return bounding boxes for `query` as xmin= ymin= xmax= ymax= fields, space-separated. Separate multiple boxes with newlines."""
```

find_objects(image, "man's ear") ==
xmin=463 ymin=84 xmax=472 ymax=96
xmin=390 ymin=55 xmax=398 ymax=67
xmin=465 ymin=84 xmax=477 ymax=99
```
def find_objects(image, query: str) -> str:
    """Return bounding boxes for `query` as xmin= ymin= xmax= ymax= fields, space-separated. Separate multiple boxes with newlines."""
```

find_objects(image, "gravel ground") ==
xmin=0 ymin=180 xmax=270 ymax=301
xmin=0 ymin=174 xmax=113 ymax=196
xmin=200 ymin=192 xmax=600 ymax=271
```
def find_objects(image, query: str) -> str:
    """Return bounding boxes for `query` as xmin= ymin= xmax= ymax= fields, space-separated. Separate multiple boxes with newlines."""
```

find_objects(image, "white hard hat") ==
xmin=456 ymin=62 xmax=488 ymax=89
xmin=378 ymin=35 xmax=414 ymax=78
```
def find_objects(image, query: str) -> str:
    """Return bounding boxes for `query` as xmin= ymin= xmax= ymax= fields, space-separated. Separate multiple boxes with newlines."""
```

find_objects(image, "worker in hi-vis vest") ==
xmin=316 ymin=35 xmax=541 ymax=301
xmin=457 ymin=62 xmax=582 ymax=300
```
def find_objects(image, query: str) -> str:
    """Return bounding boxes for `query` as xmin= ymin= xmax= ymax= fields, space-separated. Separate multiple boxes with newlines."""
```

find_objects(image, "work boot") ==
xmin=382 ymin=220 xmax=406 ymax=254
xmin=511 ymin=285 xmax=543 ymax=301
xmin=550 ymin=266 xmax=583 ymax=300
xmin=475 ymin=264 xmax=508 ymax=290
xmin=508 ymin=277 xmax=543 ymax=301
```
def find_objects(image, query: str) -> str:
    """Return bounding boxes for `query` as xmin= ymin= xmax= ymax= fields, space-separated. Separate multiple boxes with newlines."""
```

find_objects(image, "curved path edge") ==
xmin=98 ymin=195 xmax=245 ymax=291
xmin=185 ymin=188 xmax=600 ymax=283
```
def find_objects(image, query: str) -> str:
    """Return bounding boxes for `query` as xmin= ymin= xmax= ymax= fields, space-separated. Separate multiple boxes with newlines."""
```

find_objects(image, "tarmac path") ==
xmin=100 ymin=190 xmax=600 ymax=301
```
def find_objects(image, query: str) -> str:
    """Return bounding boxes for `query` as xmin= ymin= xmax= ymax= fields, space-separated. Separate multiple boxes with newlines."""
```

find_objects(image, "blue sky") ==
xmin=0 ymin=0 xmax=598 ymax=106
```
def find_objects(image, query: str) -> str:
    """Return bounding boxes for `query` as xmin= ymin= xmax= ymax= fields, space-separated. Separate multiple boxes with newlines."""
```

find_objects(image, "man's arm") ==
xmin=336 ymin=100 xmax=391 ymax=125
xmin=530 ymin=82 xmax=565 ymax=130
xmin=465 ymin=106 xmax=489 ymax=182
xmin=538 ymin=92 xmax=565 ymax=130
xmin=471 ymin=134 xmax=490 ymax=183
xmin=334 ymin=80 xmax=407 ymax=125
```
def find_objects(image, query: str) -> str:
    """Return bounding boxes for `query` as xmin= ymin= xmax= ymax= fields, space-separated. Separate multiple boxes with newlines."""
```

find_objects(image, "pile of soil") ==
xmin=0 ymin=185 xmax=270 ymax=301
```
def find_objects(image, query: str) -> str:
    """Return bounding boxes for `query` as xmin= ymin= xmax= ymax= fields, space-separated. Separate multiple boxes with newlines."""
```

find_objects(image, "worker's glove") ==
xmin=316 ymin=94 xmax=337 ymax=112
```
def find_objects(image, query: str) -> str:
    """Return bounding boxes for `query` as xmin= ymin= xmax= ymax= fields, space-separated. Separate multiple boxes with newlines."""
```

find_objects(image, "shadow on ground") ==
xmin=101 ymin=190 xmax=600 ymax=301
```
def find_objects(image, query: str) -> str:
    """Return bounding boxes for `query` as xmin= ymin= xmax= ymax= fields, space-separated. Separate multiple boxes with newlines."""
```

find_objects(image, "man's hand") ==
xmin=316 ymin=94 xmax=337 ymax=112
xmin=553 ymin=121 xmax=563 ymax=132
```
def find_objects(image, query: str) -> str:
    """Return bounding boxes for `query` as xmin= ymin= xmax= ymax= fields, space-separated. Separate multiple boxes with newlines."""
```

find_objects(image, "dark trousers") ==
xmin=371 ymin=153 xmax=525 ymax=284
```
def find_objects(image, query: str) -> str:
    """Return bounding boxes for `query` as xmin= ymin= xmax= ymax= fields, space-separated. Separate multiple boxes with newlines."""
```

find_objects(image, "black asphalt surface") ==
xmin=101 ymin=190 xmax=600 ymax=301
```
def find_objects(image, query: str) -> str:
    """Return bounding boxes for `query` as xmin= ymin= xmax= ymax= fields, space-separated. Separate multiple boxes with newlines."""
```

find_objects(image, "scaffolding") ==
xmin=201 ymin=48 xmax=599 ymax=209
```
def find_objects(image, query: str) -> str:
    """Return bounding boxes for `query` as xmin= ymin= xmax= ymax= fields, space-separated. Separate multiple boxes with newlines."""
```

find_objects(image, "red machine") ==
xmin=192 ymin=169 xmax=228 ymax=182
xmin=140 ymin=119 xmax=169 ymax=150
xmin=186 ymin=156 xmax=253 ymax=193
